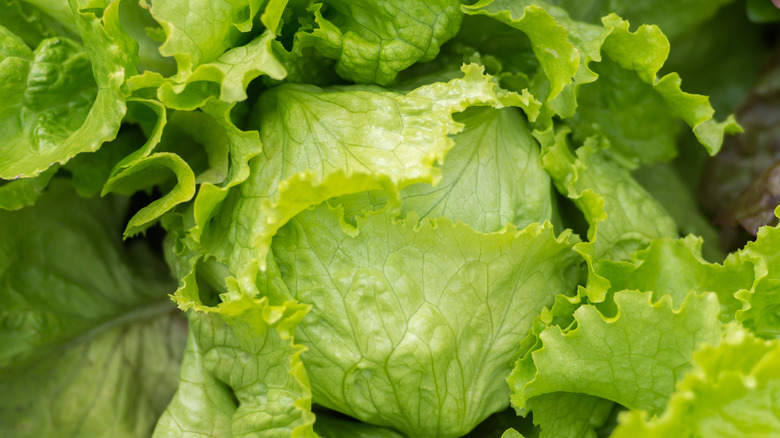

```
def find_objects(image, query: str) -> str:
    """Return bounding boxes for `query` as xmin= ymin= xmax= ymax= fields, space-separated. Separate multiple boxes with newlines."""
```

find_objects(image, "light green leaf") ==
xmin=265 ymin=203 xmax=580 ymax=437
xmin=294 ymin=0 xmax=463 ymax=85
xmin=101 ymin=99 xmax=195 ymax=237
xmin=537 ymin=128 xmax=677 ymax=300
xmin=0 ymin=179 xmax=187 ymax=437
xmin=154 ymin=281 xmax=317 ymax=437
xmin=509 ymin=291 xmax=723 ymax=415
xmin=129 ymin=0 xmax=287 ymax=109
xmin=612 ymin=325 xmax=780 ymax=437
xmin=128 ymin=30 xmax=287 ymax=110
xmin=462 ymin=0 xmax=584 ymax=115
xmin=199 ymin=64 xmax=535 ymax=275
xmin=400 ymin=106 xmax=553 ymax=232
xmin=463 ymin=1 xmax=740 ymax=158
xmin=594 ymin=235 xmax=752 ymax=321
xmin=735 ymin=221 xmax=780 ymax=338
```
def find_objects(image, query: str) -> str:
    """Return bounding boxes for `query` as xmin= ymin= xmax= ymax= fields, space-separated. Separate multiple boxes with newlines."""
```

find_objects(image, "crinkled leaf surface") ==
xmin=198 ymin=65 xmax=534 ymax=275
xmin=735 ymin=221 xmax=780 ymax=338
xmin=294 ymin=0 xmax=463 ymax=85
xmin=510 ymin=291 xmax=723 ymax=415
xmin=612 ymin=326 xmax=780 ymax=437
xmin=0 ymin=0 xmax=136 ymax=180
xmin=400 ymin=106 xmax=553 ymax=232
xmin=265 ymin=203 xmax=580 ymax=437
xmin=153 ymin=294 xmax=316 ymax=438
xmin=463 ymin=0 xmax=740 ymax=158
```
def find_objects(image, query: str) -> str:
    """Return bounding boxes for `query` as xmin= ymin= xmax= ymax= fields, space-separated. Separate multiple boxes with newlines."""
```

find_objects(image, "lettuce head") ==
xmin=1 ymin=0 xmax=779 ymax=437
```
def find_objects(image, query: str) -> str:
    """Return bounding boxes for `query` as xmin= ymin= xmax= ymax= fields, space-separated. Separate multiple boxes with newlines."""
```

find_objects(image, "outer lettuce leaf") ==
xmin=265 ymin=203 xmax=580 ymax=437
xmin=594 ymin=235 xmax=752 ymax=321
xmin=612 ymin=326 xmax=780 ymax=437
xmin=293 ymin=0 xmax=463 ymax=85
xmin=198 ymin=64 xmax=536 ymax=274
xmin=127 ymin=0 xmax=287 ymax=109
xmin=734 ymin=220 xmax=780 ymax=338
xmin=537 ymin=128 xmax=677 ymax=301
xmin=153 ymin=294 xmax=316 ymax=438
xmin=509 ymin=291 xmax=723 ymax=416
xmin=0 ymin=0 xmax=135 ymax=180
xmin=0 ymin=180 xmax=187 ymax=437
xmin=462 ymin=0 xmax=740 ymax=160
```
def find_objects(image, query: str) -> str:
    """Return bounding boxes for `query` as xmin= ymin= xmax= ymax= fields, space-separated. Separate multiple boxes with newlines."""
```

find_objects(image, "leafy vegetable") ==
xmin=1 ymin=0 xmax=778 ymax=436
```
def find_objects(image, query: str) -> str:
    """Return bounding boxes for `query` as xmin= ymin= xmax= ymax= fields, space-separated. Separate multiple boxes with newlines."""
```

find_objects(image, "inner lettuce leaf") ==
xmin=264 ymin=203 xmax=579 ymax=437
xmin=192 ymin=64 xmax=538 ymax=277
xmin=400 ymin=106 xmax=555 ymax=232
xmin=0 ymin=180 xmax=187 ymax=437
xmin=293 ymin=0 xmax=463 ymax=85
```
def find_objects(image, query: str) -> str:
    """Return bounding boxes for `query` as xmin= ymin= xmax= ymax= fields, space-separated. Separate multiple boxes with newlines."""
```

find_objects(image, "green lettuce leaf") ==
xmin=612 ymin=325 xmax=780 ymax=437
xmin=537 ymin=129 xmax=677 ymax=301
xmin=0 ymin=165 xmax=57 ymax=210
xmin=510 ymin=291 xmax=723 ymax=415
xmin=735 ymin=219 xmax=780 ymax=338
xmin=197 ymin=64 xmax=536 ymax=275
xmin=0 ymin=0 xmax=78 ymax=48
xmin=526 ymin=393 xmax=614 ymax=438
xmin=593 ymin=235 xmax=752 ymax=321
xmin=400 ymin=106 xmax=553 ymax=232
xmin=153 ymin=294 xmax=316 ymax=437
xmin=293 ymin=0 xmax=463 ymax=85
xmin=126 ymin=0 xmax=287 ymax=109
xmin=264 ymin=202 xmax=580 ymax=437
xmin=462 ymin=0 xmax=740 ymax=160
xmin=0 ymin=180 xmax=187 ymax=437
xmin=0 ymin=0 xmax=135 ymax=180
